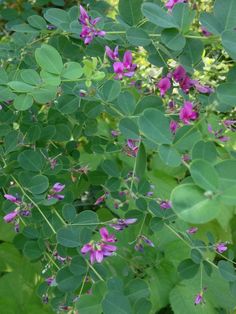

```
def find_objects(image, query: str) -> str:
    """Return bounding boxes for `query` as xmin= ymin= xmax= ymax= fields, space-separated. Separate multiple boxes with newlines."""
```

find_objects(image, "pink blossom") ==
xmin=4 ymin=194 xmax=21 ymax=204
xmin=3 ymin=210 xmax=19 ymax=223
xmin=111 ymin=50 xmax=137 ymax=80
xmin=105 ymin=46 xmax=119 ymax=60
xmin=194 ymin=293 xmax=203 ymax=305
xmin=100 ymin=227 xmax=117 ymax=243
xmin=110 ymin=218 xmax=137 ymax=231
xmin=192 ymin=80 xmax=214 ymax=94
xmin=187 ymin=227 xmax=198 ymax=234
xmin=179 ymin=101 xmax=198 ymax=124
xmin=170 ymin=120 xmax=179 ymax=134
xmin=201 ymin=26 xmax=212 ymax=37
xmin=157 ymin=77 xmax=172 ymax=97
xmin=179 ymin=75 xmax=194 ymax=93
xmin=94 ymin=194 xmax=106 ymax=205
xmin=173 ymin=65 xmax=186 ymax=82
xmin=53 ymin=183 xmax=65 ymax=193
xmin=160 ymin=200 xmax=172 ymax=209
xmin=215 ymin=242 xmax=228 ymax=253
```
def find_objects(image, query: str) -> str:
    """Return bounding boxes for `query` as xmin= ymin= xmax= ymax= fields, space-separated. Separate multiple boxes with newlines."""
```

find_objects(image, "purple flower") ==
xmin=110 ymin=218 xmax=137 ymax=231
xmin=173 ymin=65 xmax=186 ymax=83
xmin=81 ymin=239 xmax=116 ymax=264
xmin=105 ymin=46 xmax=119 ymax=60
xmin=194 ymin=293 xmax=203 ymax=305
xmin=79 ymin=5 xmax=106 ymax=45
xmin=182 ymin=154 xmax=191 ymax=162
xmin=140 ymin=235 xmax=155 ymax=247
xmin=112 ymin=51 xmax=137 ymax=80
xmin=166 ymin=0 xmax=187 ymax=10
xmin=179 ymin=101 xmax=198 ymax=124
xmin=187 ymin=227 xmax=198 ymax=234
xmin=100 ymin=227 xmax=117 ymax=243
xmin=53 ymin=183 xmax=65 ymax=193
xmin=168 ymin=100 xmax=176 ymax=110
xmin=45 ymin=277 xmax=55 ymax=286
xmin=170 ymin=120 xmax=179 ymax=134
xmin=94 ymin=194 xmax=106 ymax=205
xmin=160 ymin=200 xmax=172 ymax=209
xmin=192 ymin=80 xmax=214 ymax=94
xmin=3 ymin=210 xmax=19 ymax=223
xmin=20 ymin=210 xmax=31 ymax=217
xmin=47 ymin=24 xmax=57 ymax=30
xmin=125 ymin=139 xmax=139 ymax=157
xmin=223 ymin=119 xmax=236 ymax=131
xmin=179 ymin=75 xmax=194 ymax=93
xmin=4 ymin=194 xmax=21 ymax=204
xmin=157 ymin=77 xmax=172 ymax=97
xmin=111 ymin=130 xmax=120 ymax=137
xmin=134 ymin=242 xmax=144 ymax=252
xmin=208 ymin=124 xmax=230 ymax=142
xmin=215 ymin=242 xmax=228 ymax=253
xmin=201 ymin=26 xmax=212 ymax=37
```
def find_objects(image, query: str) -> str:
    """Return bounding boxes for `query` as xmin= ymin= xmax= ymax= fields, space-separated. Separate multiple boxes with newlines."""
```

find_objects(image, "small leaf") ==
xmin=177 ymin=259 xmax=199 ymax=279
xmin=218 ymin=261 xmax=236 ymax=282
xmin=103 ymin=80 xmax=121 ymax=102
xmin=126 ymin=28 xmax=151 ymax=47
xmin=35 ymin=44 xmax=63 ymax=75
xmin=13 ymin=94 xmax=34 ymax=111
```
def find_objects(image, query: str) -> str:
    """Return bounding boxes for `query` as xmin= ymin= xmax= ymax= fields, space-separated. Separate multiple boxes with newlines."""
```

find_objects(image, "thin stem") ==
xmin=164 ymin=223 xmax=192 ymax=248
xmin=79 ymin=268 xmax=89 ymax=297
xmin=45 ymin=252 xmax=60 ymax=270
xmin=12 ymin=176 xmax=56 ymax=234
xmin=53 ymin=208 xmax=67 ymax=226
xmin=130 ymin=140 xmax=141 ymax=195
xmin=70 ymin=220 xmax=113 ymax=227
xmin=86 ymin=260 xmax=104 ymax=281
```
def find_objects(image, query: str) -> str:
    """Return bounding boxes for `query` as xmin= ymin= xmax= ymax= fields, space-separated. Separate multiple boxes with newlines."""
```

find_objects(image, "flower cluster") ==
xmin=79 ymin=5 xmax=106 ymax=45
xmin=124 ymin=139 xmax=140 ymax=157
xmin=48 ymin=183 xmax=65 ymax=200
xmin=134 ymin=235 xmax=155 ymax=252
xmin=208 ymin=124 xmax=229 ymax=142
xmin=81 ymin=227 xmax=117 ymax=264
xmin=106 ymin=46 xmax=137 ymax=80
xmin=157 ymin=65 xmax=214 ymax=97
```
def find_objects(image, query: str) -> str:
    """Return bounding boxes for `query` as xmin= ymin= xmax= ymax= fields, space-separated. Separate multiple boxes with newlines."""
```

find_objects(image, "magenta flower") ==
xmin=45 ymin=277 xmax=56 ymax=286
xmin=79 ymin=5 xmax=106 ymax=45
xmin=201 ymin=26 xmax=212 ymax=37
xmin=111 ymin=130 xmax=120 ymax=137
xmin=81 ymin=227 xmax=117 ymax=264
xmin=110 ymin=49 xmax=137 ymax=80
xmin=140 ymin=235 xmax=155 ymax=247
xmin=124 ymin=139 xmax=139 ymax=157
xmin=179 ymin=101 xmax=198 ymax=124
xmin=223 ymin=119 xmax=236 ymax=131
xmin=157 ymin=77 xmax=172 ymax=97
xmin=192 ymin=80 xmax=214 ymax=94
xmin=105 ymin=46 xmax=119 ymax=60
xmin=187 ymin=227 xmax=198 ymax=234
xmin=166 ymin=0 xmax=187 ymax=10
xmin=173 ymin=65 xmax=186 ymax=83
xmin=100 ymin=227 xmax=117 ymax=243
xmin=160 ymin=200 xmax=172 ymax=209
xmin=179 ymin=75 xmax=193 ymax=93
xmin=94 ymin=194 xmax=106 ymax=205
xmin=194 ymin=293 xmax=204 ymax=305
xmin=53 ymin=183 xmax=65 ymax=193
xmin=215 ymin=242 xmax=228 ymax=253
xmin=170 ymin=120 xmax=179 ymax=134
xmin=208 ymin=124 xmax=230 ymax=142
xmin=4 ymin=194 xmax=21 ymax=204
xmin=110 ymin=218 xmax=137 ymax=231
xmin=3 ymin=210 xmax=19 ymax=223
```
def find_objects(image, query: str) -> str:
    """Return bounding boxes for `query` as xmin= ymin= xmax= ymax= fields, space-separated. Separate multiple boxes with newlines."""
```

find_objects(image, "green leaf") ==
xmin=177 ymin=259 xmax=199 ymax=279
xmin=171 ymin=183 xmax=220 ymax=224
xmin=69 ymin=255 xmax=87 ymax=276
xmin=179 ymin=39 xmax=204 ymax=69
xmin=217 ymin=83 xmax=236 ymax=106
xmin=40 ymin=70 xmax=61 ymax=86
xmin=138 ymin=109 xmax=172 ymax=144
xmin=8 ymin=81 xmax=34 ymax=92
xmin=17 ymin=150 xmax=45 ymax=172
xmin=23 ymin=241 xmax=42 ymax=260
xmin=35 ymin=44 xmax=63 ymax=75
xmin=159 ymin=145 xmax=182 ymax=167
xmin=134 ymin=299 xmax=152 ymax=314
xmin=214 ymin=0 xmax=236 ymax=30
xmin=199 ymin=12 xmax=222 ymax=35
xmin=124 ymin=279 xmax=150 ymax=303
xmin=103 ymin=80 xmax=121 ymax=102
xmin=191 ymin=141 xmax=217 ymax=163
xmin=118 ymin=0 xmax=143 ymax=26
xmin=20 ymin=69 xmax=41 ymax=85
xmin=57 ymin=266 xmax=82 ymax=292
xmin=190 ymin=160 xmax=219 ymax=192
xmin=56 ymin=95 xmax=79 ymax=114
xmin=10 ymin=24 xmax=40 ymax=33
xmin=117 ymin=91 xmax=136 ymax=115
xmin=75 ymin=210 xmax=99 ymax=226
xmin=126 ymin=28 xmax=151 ymax=47
xmin=102 ymin=292 xmax=132 ymax=314
xmin=102 ymin=160 xmax=120 ymax=177
xmin=31 ymin=85 xmax=57 ymax=103
xmin=44 ymin=8 xmax=70 ymax=28
xmin=27 ymin=175 xmax=49 ymax=194
xmin=27 ymin=15 xmax=47 ymax=30
xmin=57 ymin=226 xmax=81 ymax=247
xmin=76 ymin=295 xmax=102 ymax=314
xmin=191 ymin=249 xmax=203 ymax=264
xmin=142 ymin=2 xmax=178 ymax=28
xmin=0 ymin=68 xmax=8 ymax=84
xmin=222 ymin=30 xmax=236 ymax=61
xmin=161 ymin=28 xmax=186 ymax=51
xmin=136 ymin=143 xmax=146 ymax=178
xmin=172 ymin=3 xmax=196 ymax=33
xmin=218 ymin=261 xmax=236 ymax=282
xmin=62 ymin=62 xmax=83 ymax=80
xmin=119 ymin=118 xmax=139 ymax=139
xmin=13 ymin=94 xmax=34 ymax=111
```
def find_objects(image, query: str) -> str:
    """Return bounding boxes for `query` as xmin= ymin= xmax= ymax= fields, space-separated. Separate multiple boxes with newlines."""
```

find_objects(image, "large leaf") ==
xmin=171 ymin=183 xmax=220 ymax=223
xmin=222 ymin=30 xmax=236 ymax=61
xmin=139 ymin=109 xmax=172 ymax=144
xmin=214 ymin=0 xmax=236 ymax=30
xmin=142 ymin=3 xmax=178 ymax=28
xmin=35 ymin=44 xmax=63 ymax=75
xmin=118 ymin=0 xmax=143 ymax=26
xmin=172 ymin=3 xmax=196 ymax=33
xmin=102 ymin=292 xmax=132 ymax=314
